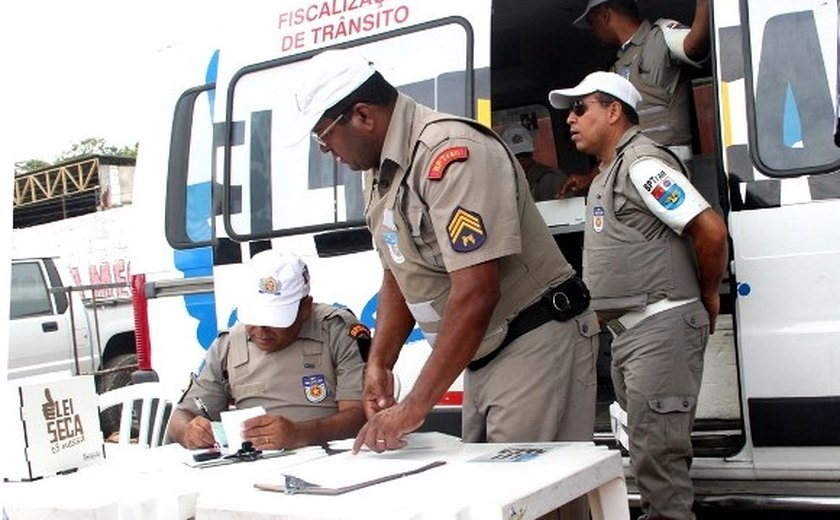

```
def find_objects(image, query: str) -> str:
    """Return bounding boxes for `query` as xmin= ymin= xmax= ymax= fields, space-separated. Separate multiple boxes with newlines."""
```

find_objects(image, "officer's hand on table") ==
xmin=242 ymin=414 xmax=299 ymax=450
xmin=362 ymin=365 xmax=397 ymax=419
xmin=184 ymin=416 xmax=216 ymax=449
xmin=352 ymin=401 xmax=424 ymax=454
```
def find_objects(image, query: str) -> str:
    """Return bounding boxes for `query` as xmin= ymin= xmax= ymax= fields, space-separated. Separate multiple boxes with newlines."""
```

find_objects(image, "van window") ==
xmin=493 ymin=104 xmax=561 ymax=172
xmin=10 ymin=263 xmax=53 ymax=319
xmin=224 ymin=20 xmax=474 ymax=240
xmin=745 ymin=1 xmax=840 ymax=176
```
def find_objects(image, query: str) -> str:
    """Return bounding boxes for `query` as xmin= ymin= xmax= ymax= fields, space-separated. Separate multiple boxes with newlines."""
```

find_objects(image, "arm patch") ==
xmin=428 ymin=146 xmax=470 ymax=180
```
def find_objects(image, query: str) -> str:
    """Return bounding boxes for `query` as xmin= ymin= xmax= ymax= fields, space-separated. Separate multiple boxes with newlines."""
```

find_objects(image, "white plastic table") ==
xmin=195 ymin=438 xmax=629 ymax=520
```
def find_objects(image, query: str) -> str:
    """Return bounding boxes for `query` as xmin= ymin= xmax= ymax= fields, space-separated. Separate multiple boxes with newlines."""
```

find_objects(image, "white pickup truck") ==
xmin=8 ymin=256 xmax=137 ymax=434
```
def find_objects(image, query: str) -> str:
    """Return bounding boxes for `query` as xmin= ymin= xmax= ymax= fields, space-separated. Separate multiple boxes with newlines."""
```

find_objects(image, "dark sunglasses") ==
xmin=570 ymin=99 xmax=595 ymax=117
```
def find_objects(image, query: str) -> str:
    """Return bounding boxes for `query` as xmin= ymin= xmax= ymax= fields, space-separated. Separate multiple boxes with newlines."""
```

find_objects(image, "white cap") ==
xmin=501 ymin=127 xmax=535 ymax=156
xmin=237 ymin=250 xmax=310 ymax=328
xmin=285 ymin=49 xmax=377 ymax=145
xmin=573 ymin=0 xmax=611 ymax=29
xmin=548 ymin=71 xmax=642 ymax=110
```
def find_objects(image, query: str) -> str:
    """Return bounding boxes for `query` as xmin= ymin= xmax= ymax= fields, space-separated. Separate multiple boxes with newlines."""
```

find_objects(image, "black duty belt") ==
xmin=467 ymin=276 xmax=591 ymax=371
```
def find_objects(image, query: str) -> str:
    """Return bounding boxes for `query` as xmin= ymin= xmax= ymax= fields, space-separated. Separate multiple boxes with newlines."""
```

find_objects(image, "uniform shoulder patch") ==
xmin=447 ymin=206 xmax=487 ymax=252
xmin=348 ymin=323 xmax=371 ymax=340
xmin=428 ymin=146 xmax=469 ymax=180
xmin=631 ymin=158 xmax=686 ymax=210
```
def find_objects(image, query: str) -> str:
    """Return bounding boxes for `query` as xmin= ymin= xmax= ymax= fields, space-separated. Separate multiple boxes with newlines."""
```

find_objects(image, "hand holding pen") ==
xmin=183 ymin=397 xmax=217 ymax=449
xmin=194 ymin=397 xmax=213 ymax=420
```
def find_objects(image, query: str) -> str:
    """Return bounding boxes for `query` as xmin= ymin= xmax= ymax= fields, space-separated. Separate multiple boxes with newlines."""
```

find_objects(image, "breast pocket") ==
xmin=233 ymin=382 xmax=265 ymax=402
xmin=401 ymin=195 xmax=444 ymax=268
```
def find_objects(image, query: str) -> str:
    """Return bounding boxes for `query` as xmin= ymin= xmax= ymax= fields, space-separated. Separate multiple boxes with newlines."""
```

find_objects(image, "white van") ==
xmin=131 ymin=0 xmax=840 ymax=508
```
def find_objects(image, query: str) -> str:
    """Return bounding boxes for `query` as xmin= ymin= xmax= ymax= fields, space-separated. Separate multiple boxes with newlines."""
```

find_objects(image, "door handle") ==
xmin=42 ymin=321 xmax=59 ymax=332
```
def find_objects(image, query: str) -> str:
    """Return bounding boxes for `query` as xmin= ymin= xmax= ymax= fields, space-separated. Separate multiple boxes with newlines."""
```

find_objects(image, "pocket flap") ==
xmin=648 ymin=395 xmax=695 ymax=413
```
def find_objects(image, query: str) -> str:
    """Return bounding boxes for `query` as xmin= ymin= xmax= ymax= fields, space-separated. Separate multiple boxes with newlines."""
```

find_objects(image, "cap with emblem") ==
xmin=237 ymin=250 xmax=311 ymax=328
xmin=548 ymin=71 xmax=642 ymax=110
xmin=501 ymin=127 xmax=535 ymax=156
xmin=284 ymin=48 xmax=377 ymax=145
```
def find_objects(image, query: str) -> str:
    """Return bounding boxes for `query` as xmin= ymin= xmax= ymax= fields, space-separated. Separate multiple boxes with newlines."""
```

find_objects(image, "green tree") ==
xmin=14 ymin=159 xmax=51 ymax=176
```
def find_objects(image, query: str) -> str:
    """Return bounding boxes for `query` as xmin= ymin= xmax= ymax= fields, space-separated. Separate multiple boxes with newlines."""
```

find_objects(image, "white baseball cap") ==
xmin=573 ymin=0 xmax=611 ymax=29
xmin=284 ymin=48 xmax=377 ymax=145
xmin=237 ymin=250 xmax=311 ymax=328
xmin=501 ymin=127 xmax=535 ymax=156
xmin=548 ymin=71 xmax=642 ymax=110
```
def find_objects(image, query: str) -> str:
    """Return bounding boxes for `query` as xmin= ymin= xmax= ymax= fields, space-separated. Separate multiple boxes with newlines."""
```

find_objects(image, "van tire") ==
xmin=97 ymin=353 xmax=138 ymax=440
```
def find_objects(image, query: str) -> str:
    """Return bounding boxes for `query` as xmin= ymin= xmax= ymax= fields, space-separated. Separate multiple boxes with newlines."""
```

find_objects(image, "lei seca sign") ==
xmin=3 ymin=375 xmax=104 ymax=481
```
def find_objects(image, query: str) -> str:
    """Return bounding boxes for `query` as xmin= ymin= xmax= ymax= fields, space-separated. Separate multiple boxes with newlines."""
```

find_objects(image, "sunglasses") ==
xmin=311 ymin=113 xmax=345 ymax=147
xmin=570 ymin=99 xmax=598 ymax=117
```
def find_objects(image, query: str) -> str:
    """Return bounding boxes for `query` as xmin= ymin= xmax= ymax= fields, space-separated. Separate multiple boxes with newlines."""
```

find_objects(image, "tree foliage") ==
xmin=14 ymin=138 xmax=138 ymax=175
xmin=14 ymin=159 xmax=51 ymax=176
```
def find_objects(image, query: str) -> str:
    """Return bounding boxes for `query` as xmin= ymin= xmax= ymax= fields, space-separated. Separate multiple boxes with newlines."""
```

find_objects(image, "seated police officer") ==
xmin=167 ymin=250 xmax=369 ymax=450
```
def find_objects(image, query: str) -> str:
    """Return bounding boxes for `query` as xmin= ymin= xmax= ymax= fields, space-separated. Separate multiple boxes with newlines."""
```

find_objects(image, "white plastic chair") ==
xmin=98 ymin=382 xmax=177 ymax=448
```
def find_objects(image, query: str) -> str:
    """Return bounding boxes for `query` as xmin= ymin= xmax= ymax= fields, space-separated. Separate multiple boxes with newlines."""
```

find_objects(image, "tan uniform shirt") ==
xmin=364 ymin=94 xmax=575 ymax=360
xmin=176 ymin=303 xmax=366 ymax=422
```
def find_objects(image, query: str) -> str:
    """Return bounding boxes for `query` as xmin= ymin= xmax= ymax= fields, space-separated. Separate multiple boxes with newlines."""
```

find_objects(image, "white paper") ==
xmin=328 ymin=431 xmax=461 ymax=452
xmin=220 ymin=406 xmax=265 ymax=450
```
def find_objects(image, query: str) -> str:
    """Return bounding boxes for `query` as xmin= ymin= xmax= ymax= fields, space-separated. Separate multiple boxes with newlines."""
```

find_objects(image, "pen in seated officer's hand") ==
xmin=182 ymin=416 xmax=216 ymax=450
xmin=241 ymin=414 xmax=299 ymax=451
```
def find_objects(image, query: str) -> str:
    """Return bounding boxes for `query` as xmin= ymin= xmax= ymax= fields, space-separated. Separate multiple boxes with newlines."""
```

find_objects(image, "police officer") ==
xmin=549 ymin=71 xmax=728 ymax=520
xmin=289 ymin=49 xmax=599 ymax=455
xmin=167 ymin=250 xmax=368 ymax=451
xmin=501 ymin=126 xmax=568 ymax=201
xmin=561 ymin=0 xmax=710 ymax=196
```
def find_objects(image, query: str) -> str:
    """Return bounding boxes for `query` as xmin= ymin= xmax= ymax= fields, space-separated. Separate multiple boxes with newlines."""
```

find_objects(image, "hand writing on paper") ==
xmin=42 ymin=388 xmax=57 ymax=420
xmin=242 ymin=414 xmax=299 ymax=451
xmin=183 ymin=416 xmax=216 ymax=449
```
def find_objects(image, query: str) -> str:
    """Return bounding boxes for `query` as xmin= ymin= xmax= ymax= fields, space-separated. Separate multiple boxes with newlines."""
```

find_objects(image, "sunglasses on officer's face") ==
xmin=570 ymin=99 xmax=597 ymax=117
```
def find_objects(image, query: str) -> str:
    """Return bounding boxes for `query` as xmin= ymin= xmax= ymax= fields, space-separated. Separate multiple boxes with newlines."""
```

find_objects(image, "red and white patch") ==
xmin=428 ymin=146 xmax=469 ymax=180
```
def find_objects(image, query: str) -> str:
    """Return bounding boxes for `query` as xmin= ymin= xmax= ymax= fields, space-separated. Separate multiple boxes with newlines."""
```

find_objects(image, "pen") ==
xmin=194 ymin=397 xmax=213 ymax=420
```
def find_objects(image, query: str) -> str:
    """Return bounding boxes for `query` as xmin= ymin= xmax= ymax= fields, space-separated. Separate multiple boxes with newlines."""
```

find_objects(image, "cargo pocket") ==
xmin=575 ymin=311 xmax=600 ymax=387
xmin=648 ymin=395 xmax=695 ymax=455
xmin=682 ymin=308 xmax=709 ymax=374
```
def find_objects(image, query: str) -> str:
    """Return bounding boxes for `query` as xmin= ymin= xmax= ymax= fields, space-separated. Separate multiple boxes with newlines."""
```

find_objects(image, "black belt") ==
xmin=467 ymin=276 xmax=590 ymax=371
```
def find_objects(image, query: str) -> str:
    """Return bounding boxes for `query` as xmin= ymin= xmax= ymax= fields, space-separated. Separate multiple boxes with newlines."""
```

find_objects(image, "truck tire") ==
xmin=97 ymin=353 xmax=138 ymax=440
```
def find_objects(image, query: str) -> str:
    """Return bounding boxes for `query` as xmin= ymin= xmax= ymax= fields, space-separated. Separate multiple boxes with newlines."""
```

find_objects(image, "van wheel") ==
xmin=97 ymin=353 xmax=138 ymax=440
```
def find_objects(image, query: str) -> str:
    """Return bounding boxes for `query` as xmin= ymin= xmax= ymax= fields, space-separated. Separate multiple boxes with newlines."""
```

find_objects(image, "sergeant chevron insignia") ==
xmin=447 ymin=206 xmax=486 ymax=252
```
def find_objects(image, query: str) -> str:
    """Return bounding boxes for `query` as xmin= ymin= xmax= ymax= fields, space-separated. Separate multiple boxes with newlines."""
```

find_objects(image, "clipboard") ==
xmin=254 ymin=460 xmax=446 ymax=495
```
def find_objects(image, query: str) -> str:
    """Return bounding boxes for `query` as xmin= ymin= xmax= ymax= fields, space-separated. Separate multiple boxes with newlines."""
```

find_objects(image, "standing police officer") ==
xmin=549 ymin=71 xmax=728 ymax=520
xmin=289 ymin=49 xmax=599 ymax=454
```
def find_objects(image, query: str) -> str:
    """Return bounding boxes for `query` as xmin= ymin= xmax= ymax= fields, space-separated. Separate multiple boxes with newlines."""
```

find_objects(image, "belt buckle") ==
xmin=551 ymin=291 xmax=571 ymax=312
xmin=606 ymin=318 xmax=626 ymax=337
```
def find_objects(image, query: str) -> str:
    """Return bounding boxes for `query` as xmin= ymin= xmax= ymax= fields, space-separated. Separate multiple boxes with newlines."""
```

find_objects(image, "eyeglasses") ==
xmin=570 ymin=99 xmax=601 ymax=117
xmin=311 ymin=113 xmax=345 ymax=147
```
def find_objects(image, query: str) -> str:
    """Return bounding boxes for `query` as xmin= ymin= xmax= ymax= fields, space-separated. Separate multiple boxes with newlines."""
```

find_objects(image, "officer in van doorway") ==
xmin=560 ymin=0 xmax=710 ymax=197
xmin=287 ymin=48 xmax=599 ymax=461
xmin=501 ymin=126 xmax=568 ymax=201
xmin=549 ymin=71 xmax=728 ymax=520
